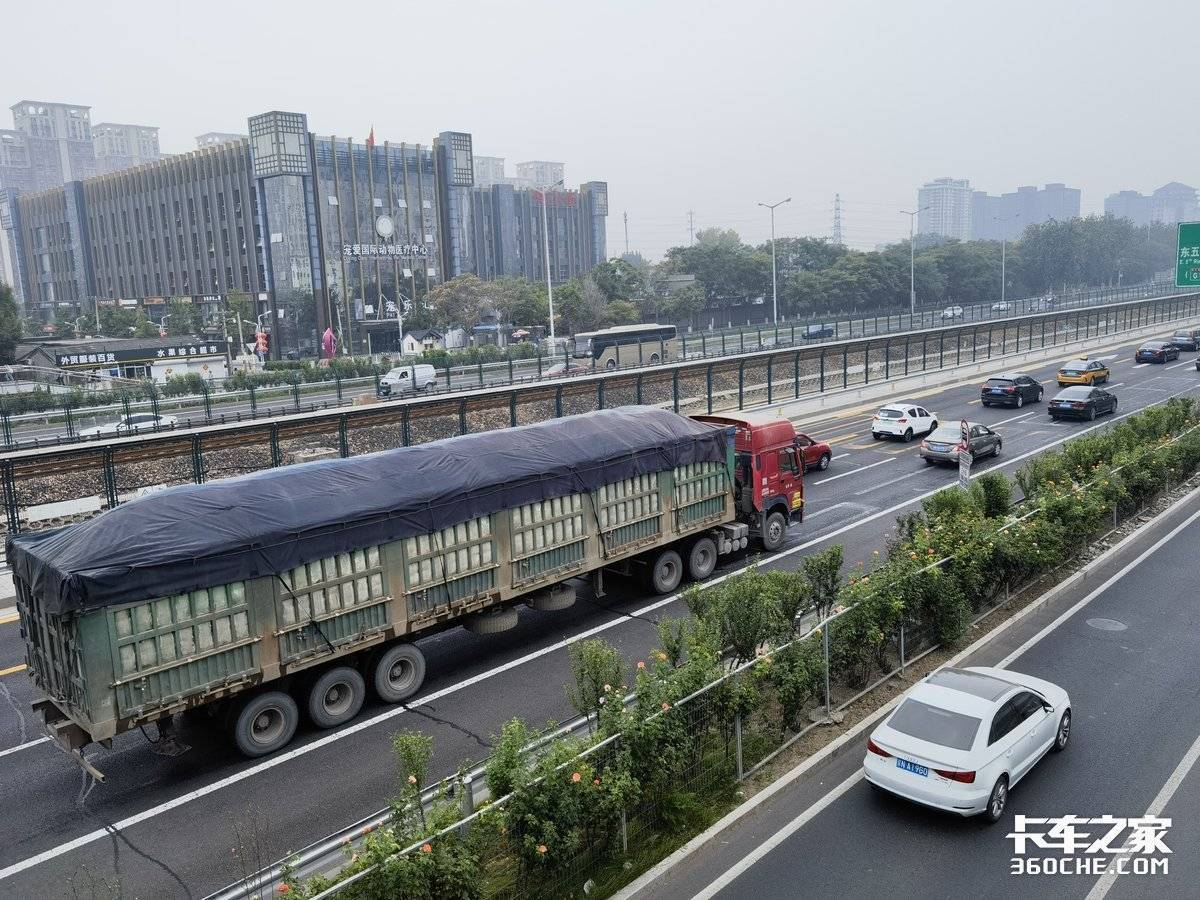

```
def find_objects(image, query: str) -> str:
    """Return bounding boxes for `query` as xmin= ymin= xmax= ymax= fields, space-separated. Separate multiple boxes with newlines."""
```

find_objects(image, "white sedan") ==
xmin=863 ymin=666 xmax=1071 ymax=822
xmin=78 ymin=413 xmax=178 ymax=438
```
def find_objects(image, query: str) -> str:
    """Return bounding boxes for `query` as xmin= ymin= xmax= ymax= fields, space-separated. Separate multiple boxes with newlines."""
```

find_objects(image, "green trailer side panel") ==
xmin=403 ymin=515 xmax=500 ymax=617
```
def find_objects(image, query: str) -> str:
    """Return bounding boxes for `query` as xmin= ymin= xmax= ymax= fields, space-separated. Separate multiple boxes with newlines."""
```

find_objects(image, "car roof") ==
xmin=927 ymin=667 xmax=1015 ymax=701
xmin=987 ymin=372 xmax=1025 ymax=380
xmin=906 ymin=680 xmax=1003 ymax=718
xmin=1141 ymin=341 xmax=1166 ymax=347
xmin=881 ymin=400 xmax=922 ymax=409
xmin=1056 ymin=386 xmax=1094 ymax=397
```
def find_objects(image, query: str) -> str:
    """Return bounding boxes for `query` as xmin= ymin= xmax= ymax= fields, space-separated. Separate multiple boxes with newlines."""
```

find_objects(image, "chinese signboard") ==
xmin=56 ymin=342 xmax=228 ymax=367
xmin=342 ymin=243 xmax=429 ymax=259
xmin=1176 ymin=222 xmax=1200 ymax=287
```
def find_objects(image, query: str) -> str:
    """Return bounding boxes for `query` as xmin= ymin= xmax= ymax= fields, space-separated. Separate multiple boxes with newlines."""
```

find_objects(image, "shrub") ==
xmin=485 ymin=718 xmax=530 ymax=799
xmin=565 ymin=639 xmax=625 ymax=724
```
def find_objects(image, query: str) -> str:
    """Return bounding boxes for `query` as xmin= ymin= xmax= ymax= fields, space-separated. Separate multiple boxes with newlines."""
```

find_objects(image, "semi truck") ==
xmin=8 ymin=407 xmax=803 ymax=778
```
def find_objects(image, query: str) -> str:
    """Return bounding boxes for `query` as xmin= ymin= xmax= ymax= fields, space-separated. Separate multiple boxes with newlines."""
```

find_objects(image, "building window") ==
xmin=210 ymin=268 xmax=219 ymax=291
xmin=217 ymin=192 xmax=226 ymax=221
xmin=160 ymin=203 xmax=168 ymax=230
xmin=182 ymin=271 xmax=190 ymax=294
xmin=221 ymin=228 xmax=229 ymax=256
xmin=174 ymin=200 xmax=182 ymax=229
xmin=233 ymin=188 xmax=242 ymax=216
xmin=202 ymin=196 xmax=211 ymax=225
xmin=195 ymin=269 xmax=202 ymax=294
xmin=187 ymin=197 xmax=196 ymax=228
xmin=169 ymin=271 xmax=176 ymax=294
xmin=155 ymin=273 xmax=163 ymax=295
xmin=150 ymin=237 xmax=158 ymax=263
xmin=237 ymin=225 xmax=246 ymax=249
xmin=226 ymin=266 xmax=234 ymax=289
xmin=192 ymin=234 xmax=200 ymax=260
xmin=241 ymin=263 xmax=250 ymax=287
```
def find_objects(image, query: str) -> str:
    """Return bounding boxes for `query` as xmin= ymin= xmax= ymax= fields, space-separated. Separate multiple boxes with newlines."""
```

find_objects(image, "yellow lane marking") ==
xmin=0 ymin=614 xmax=18 ymax=626
xmin=885 ymin=445 xmax=918 ymax=455
xmin=822 ymin=430 xmax=865 ymax=443
xmin=0 ymin=664 xmax=27 ymax=677
xmin=967 ymin=399 xmax=981 ymax=405
xmin=845 ymin=442 xmax=878 ymax=450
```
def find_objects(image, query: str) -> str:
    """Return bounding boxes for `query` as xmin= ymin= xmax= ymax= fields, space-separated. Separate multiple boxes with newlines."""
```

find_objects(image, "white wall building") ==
xmin=917 ymin=177 xmax=972 ymax=240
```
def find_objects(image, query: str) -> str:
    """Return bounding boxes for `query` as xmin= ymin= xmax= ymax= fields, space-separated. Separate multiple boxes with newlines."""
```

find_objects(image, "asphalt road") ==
xmin=0 ymin=328 xmax=1197 ymax=898
xmin=644 ymin=485 xmax=1200 ymax=900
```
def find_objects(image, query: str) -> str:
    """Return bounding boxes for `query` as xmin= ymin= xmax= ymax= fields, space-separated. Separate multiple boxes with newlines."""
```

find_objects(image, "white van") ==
xmin=377 ymin=364 xmax=438 ymax=397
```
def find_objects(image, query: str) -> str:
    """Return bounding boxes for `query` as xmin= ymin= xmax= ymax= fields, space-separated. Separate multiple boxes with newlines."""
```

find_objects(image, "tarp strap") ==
xmin=258 ymin=549 xmax=337 ymax=656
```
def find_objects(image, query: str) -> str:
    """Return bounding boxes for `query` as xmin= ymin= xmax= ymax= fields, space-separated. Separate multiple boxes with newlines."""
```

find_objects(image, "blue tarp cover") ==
xmin=8 ymin=407 xmax=729 ymax=615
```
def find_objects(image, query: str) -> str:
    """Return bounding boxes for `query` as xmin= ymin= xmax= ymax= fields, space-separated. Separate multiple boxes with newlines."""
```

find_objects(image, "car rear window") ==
xmin=1056 ymin=387 xmax=1091 ymax=399
xmin=888 ymin=698 xmax=980 ymax=751
xmin=1061 ymin=364 xmax=1085 ymax=373
xmin=929 ymin=427 xmax=959 ymax=441
xmin=985 ymin=378 xmax=1014 ymax=388
xmin=878 ymin=409 xmax=903 ymax=418
xmin=1141 ymin=342 xmax=1164 ymax=350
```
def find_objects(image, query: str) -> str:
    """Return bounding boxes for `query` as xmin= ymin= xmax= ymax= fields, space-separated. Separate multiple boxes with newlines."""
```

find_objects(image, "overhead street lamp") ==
xmin=993 ymin=213 xmax=1021 ymax=306
xmin=540 ymin=179 xmax=566 ymax=343
xmin=900 ymin=207 xmax=931 ymax=318
xmin=758 ymin=197 xmax=791 ymax=325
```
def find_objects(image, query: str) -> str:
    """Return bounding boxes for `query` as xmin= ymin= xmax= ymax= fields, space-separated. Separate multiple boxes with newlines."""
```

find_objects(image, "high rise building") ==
xmin=917 ymin=177 xmax=972 ymax=240
xmin=472 ymin=155 xmax=508 ymax=187
xmin=515 ymin=160 xmax=565 ymax=189
xmin=196 ymin=131 xmax=247 ymax=149
xmin=92 ymin=123 xmax=161 ymax=174
xmin=1104 ymin=183 xmax=1199 ymax=226
xmin=968 ymin=182 xmax=1081 ymax=240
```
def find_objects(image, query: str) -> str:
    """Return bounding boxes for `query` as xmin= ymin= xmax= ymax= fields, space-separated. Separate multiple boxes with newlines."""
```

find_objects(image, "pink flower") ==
xmin=571 ymin=772 xmax=581 ymax=783
xmin=637 ymin=661 xmax=646 ymax=670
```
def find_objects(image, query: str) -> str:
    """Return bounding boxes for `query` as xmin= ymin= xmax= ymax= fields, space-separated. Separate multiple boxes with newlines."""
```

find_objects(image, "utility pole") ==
xmin=687 ymin=209 xmax=695 ymax=246
xmin=832 ymin=194 xmax=844 ymax=246
xmin=623 ymin=211 xmax=629 ymax=256
xmin=758 ymin=198 xmax=791 ymax=326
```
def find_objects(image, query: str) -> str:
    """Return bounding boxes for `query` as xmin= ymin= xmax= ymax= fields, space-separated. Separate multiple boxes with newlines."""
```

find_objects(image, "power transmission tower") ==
xmin=832 ymin=194 xmax=845 ymax=246
xmin=688 ymin=209 xmax=695 ymax=245
xmin=623 ymin=211 xmax=629 ymax=255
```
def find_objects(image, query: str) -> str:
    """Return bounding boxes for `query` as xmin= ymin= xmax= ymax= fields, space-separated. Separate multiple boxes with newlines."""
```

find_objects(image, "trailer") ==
xmin=8 ymin=407 xmax=802 ymax=777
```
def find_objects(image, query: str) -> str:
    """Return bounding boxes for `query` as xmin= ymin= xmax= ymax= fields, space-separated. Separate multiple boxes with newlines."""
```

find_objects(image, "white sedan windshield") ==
xmin=888 ymin=698 xmax=980 ymax=751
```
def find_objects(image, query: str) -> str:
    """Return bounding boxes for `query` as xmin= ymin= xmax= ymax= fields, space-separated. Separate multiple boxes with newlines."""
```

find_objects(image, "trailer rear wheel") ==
xmin=648 ymin=549 xmax=683 ymax=595
xmin=687 ymin=537 xmax=718 ymax=581
xmin=232 ymin=691 xmax=299 ymax=758
xmin=307 ymin=666 xmax=365 ymax=729
xmin=372 ymin=643 xmax=426 ymax=703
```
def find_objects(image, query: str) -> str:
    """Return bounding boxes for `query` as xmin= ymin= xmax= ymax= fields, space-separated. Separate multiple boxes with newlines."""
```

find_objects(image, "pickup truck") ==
xmin=8 ymin=407 xmax=803 ymax=777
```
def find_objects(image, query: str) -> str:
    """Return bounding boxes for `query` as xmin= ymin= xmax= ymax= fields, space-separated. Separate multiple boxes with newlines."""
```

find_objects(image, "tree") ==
xmin=0 ymin=283 xmax=21 ymax=364
xmin=590 ymin=259 xmax=645 ymax=301
xmin=555 ymin=275 xmax=609 ymax=332
xmin=488 ymin=278 xmax=548 ymax=329
xmin=132 ymin=308 xmax=159 ymax=338
xmin=665 ymin=228 xmax=770 ymax=308
xmin=97 ymin=305 xmax=138 ymax=337
xmin=424 ymin=274 xmax=491 ymax=327
xmin=164 ymin=297 xmax=201 ymax=336
xmin=605 ymin=299 xmax=640 ymax=325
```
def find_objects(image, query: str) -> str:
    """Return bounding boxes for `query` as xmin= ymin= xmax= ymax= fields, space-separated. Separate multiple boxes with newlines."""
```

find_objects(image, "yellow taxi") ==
xmin=1056 ymin=355 xmax=1110 ymax=386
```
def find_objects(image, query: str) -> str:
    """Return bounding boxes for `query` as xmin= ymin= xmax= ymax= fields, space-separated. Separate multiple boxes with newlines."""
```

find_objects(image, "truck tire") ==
xmin=372 ymin=643 xmax=426 ymax=703
xmin=647 ymin=548 xmax=684 ymax=595
xmin=760 ymin=510 xmax=788 ymax=552
xmin=528 ymin=583 xmax=576 ymax=611
xmin=687 ymin=537 xmax=718 ymax=581
xmin=307 ymin=666 xmax=365 ymax=729
xmin=232 ymin=691 xmax=299 ymax=758
xmin=465 ymin=606 xmax=519 ymax=634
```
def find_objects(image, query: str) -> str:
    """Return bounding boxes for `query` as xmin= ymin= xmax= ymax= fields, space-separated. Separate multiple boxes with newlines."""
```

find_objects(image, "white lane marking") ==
xmin=6 ymin=380 xmax=1199 ymax=884
xmin=1085 ymin=729 xmax=1200 ymax=900
xmin=1095 ymin=354 xmax=1119 ymax=361
xmin=1107 ymin=382 xmax=1125 ymax=389
xmin=831 ymin=453 xmax=850 ymax=460
xmin=696 ymin=492 xmax=1200 ymax=900
xmin=997 ymin=502 xmax=1200 ymax=670
xmin=1166 ymin=359 xmax=1194 ymax=370
xmin=0 ymin=737 xmax=48 ymax=759
xmin=805 ymin=502 xmax=854 ymax=520
xmin=854 ymin=468 xmax=923 ymax=496
xmin=1133 ymin=363 xmax=1151 ymax=369
xmin=812 ymin=458 xmax=894 ymax=485
xmin=691 ymin=771 xmax=865 ymax=900
xmin=991 ymin=410 xmax=1038 ymax=427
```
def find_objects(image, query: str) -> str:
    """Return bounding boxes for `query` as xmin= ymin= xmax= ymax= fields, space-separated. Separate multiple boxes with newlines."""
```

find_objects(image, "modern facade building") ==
xmin=917 ymin=177 xmax=972 ymax=241
xmin=472 ymin=156 xmax=509 ymax=187
xmin=1104 ymin=183 xmax=1199 ymax=226
xmin=969 ymin=183 xmax=1081 ymax=240
xmin=6 ymin=109 xmax=608 ymax=357
xmin=515 ymin=161 xmax=565 ymax=189
xmin=466 ymin=180 xmax=607 ymax=283
xmin=196 ymin=132 xmax=247 ymax=149
xmin=92 ymin=123 xmax=161 ymax=174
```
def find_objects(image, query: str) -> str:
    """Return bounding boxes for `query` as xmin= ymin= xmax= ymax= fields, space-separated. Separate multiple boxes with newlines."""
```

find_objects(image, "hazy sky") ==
xmin=4 ymin=0 xmax=1195 ymax=257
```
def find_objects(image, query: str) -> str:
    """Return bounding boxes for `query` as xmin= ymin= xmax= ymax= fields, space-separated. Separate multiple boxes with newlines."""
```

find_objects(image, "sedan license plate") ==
xmin=896 ymin=758 xmax=929 ymax=777
xmin=989 ymin=388 xmax=1004 ymax=394
xmin=929 ymin=443 xmax=950 ymax=451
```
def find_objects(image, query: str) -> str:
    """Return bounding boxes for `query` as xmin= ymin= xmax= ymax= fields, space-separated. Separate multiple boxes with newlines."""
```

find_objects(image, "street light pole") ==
xmin=540 ymin=178 xmax=565 ymax=342
xmin=993 ymin=213 xmax=1020 ymax=306
xmin=758 ymin=197 xmax=791 ymax=325
xmin=899 ymin=206 xmax=931 ymax=318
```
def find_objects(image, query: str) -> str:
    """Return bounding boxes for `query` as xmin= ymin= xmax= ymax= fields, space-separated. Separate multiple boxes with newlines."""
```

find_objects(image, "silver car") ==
xmin=919 ymin=422 xmax=1001 ymax=466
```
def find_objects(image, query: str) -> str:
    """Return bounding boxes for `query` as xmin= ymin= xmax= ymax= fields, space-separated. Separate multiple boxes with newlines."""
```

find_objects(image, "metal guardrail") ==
xmin=4 ymin=280 xmax=1180 ymax=451
xmin=3 ymin=290 xmax=1198 ymax=536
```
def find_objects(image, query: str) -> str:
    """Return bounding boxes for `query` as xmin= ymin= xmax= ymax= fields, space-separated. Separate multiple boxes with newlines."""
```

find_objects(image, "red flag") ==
xmin=366 ymin=126 xmax=375 ymax=149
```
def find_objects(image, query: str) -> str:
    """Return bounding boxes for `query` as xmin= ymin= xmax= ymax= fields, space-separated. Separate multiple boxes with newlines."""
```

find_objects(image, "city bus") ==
xmin=570 ymin=323 xmax=678 ymax=370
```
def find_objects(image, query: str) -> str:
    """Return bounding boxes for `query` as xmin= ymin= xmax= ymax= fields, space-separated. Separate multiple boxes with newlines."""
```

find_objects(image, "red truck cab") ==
xmin=692 ymin=412 xmax=803 ymax=551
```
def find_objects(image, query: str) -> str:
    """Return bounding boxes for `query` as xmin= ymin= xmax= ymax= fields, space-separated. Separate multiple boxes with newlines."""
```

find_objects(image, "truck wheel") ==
xmin=307 ymin=666 xmax=365 ymax=729
xmin=372 ymin=643 xmax=426 ymax=703
xmin=687 ymin=537 xmax=718 ymax=581
xmin=232 ymin=691 xmax=299 ymax=758
xmin=528 ymin=583 xmax=576 ymax=611
xmin=760 ymin=510 xmax=788 ymax=552
xmin=464 ymin=606 xmax=519 ymax=634
xmin=647 ymin=549 xmax=683 ymax=594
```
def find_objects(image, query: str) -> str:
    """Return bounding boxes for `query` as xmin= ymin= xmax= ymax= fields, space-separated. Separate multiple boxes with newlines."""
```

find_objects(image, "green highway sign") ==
xmin=1178 ymin=221 xmax=1200 ymax=287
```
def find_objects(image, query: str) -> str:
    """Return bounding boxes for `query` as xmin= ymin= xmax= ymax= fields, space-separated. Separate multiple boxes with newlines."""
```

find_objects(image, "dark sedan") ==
xmin=1170 ymin=328 xmax=1200 ymax=352
xmin=1135 ymin=341 xmax=1180 ymax=363
xmin=1049 ymin=386 xmax=1118 ymax=421
xmin=980 ymin=372 xmax=1043 ymax=408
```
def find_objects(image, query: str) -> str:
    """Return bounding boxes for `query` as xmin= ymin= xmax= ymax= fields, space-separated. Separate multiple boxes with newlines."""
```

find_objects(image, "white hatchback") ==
xmin=863 ymin=666 xmax=1071 ymax=822
xmin=871 ymin=403 xmax=937 ymax=442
